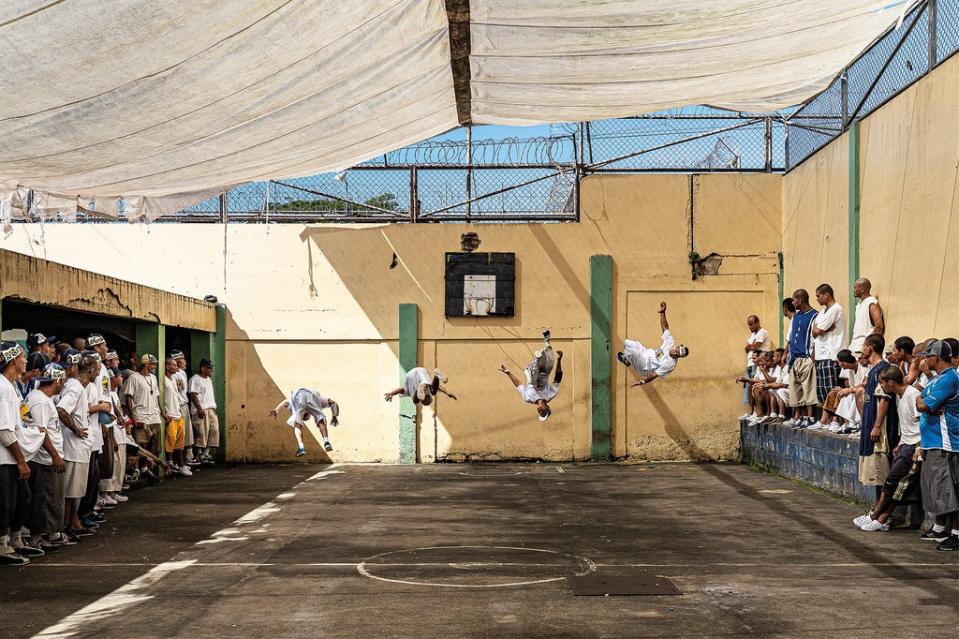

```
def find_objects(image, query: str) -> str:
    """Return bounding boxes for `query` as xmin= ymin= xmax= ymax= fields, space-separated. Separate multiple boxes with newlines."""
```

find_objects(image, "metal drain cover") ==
xmin=568 ymin=575 xmax=681 ymax=596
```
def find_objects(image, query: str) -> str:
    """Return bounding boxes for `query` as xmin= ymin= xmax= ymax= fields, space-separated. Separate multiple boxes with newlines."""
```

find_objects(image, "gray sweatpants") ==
xmin=525 ymin=345 xmax=555 ymax=391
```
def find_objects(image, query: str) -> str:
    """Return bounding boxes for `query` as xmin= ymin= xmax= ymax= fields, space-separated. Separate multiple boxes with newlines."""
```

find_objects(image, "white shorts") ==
xmin=64 ymin=461 xmax=89 ymax=499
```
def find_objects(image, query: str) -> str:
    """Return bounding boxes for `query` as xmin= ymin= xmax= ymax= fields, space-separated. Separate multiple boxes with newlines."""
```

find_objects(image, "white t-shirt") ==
xmin=58 ymin=378 xmax=92 ymax=463
xmin=746 ymin=328 xmax=771 ymax=367
xmin=189 ymin=374 xmax=217 ymax=410
xmin=402 ymin=368 xmax=433 ymax=399
xmin=95 ymin=363 xmax=111 ymax=403
xmin=122 ymin=371 xmax=162 ymax=423
xmin=287 ymin=388 xmax=330 ymax=427
xmin=84 ymin=381 xmax=104 ymax=453
xmin=813 ymin=303 xmax=846 ymax=360
xmin=0 ymin=375 xmax=23 ymax=465
xmin=517 ymin=381 xmax=560 ymax=404
xmin=626 ymin=330 xmax=678 ymax=379
xmin=173 ymin=369 xmax=189 ymax=405
xmin=163 ymin=376 xmax=182 ymax=418
xmin=849 ymin=295 xmax=879 ymax=353
xmin=896 ymin=385 xmax=921 ymax=446
xmin=27 ymin=389 xmax=62 ymax=466
xmin=839 ymin=363 xmax=870 ymax=388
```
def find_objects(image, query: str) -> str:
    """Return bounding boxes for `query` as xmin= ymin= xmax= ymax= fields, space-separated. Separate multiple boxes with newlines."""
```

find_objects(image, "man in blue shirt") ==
xmin=785 ymin=289 xmax=819 ymax=428
xmin=916 ymin=340 xmax=959 ymax=551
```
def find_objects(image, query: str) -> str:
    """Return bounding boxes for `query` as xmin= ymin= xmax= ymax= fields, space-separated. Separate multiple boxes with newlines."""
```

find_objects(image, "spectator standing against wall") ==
xmin=0 ymin=343 xmax=31 ymax=566
xmin=858 ymin=335 xmax=898 ymax=498
xmin=742 ymin=316 xmax=771 ymax=412
xmin=811 ymin=284 xmax=847 ymax=419
xmin=189 ymin=359 xmax=219 ymax=465
xmin=848 ymin=278 xmax=884 ymax=353
xmin=786 ymin=290 xmax=818 ymax=428
xmin=122 ymin=355 xmax=162 ymax=459
xmin=915 ymin=340 xmax=959 ymax=551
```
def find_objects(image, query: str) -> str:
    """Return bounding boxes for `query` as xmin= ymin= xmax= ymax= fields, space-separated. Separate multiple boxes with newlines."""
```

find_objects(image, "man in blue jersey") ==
xmin=785 ymin=289 xmax=819 ymax=429
xmin=915 ymin=340 xmax=959 ymax=551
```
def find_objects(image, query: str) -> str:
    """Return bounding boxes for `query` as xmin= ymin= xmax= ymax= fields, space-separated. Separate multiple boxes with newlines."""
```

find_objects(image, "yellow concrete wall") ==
xmin=0 ymin=247 xmax=215 ymax=331
xmin=782 ymin=53 xmax=959 ymax=342
xmin=0 ymin=172 xmax=783 ymax=463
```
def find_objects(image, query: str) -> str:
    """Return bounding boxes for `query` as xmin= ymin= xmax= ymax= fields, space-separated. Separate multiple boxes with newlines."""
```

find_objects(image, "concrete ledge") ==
xmin=740 ymin=420 xmax=872 ymax=505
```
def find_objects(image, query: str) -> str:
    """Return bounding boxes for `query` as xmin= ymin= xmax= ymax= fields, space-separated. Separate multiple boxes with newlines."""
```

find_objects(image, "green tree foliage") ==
xmin=273 ymin=192 xmax=400 ymax=212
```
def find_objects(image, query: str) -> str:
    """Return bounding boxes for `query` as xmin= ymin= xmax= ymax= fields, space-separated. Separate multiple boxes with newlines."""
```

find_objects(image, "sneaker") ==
xmin=617 ymin=352 xmax=629 ymax=366
xmin=202 ymin=456 xmax=216 ymax=466
xmin=0 ymin=552 xmax=29 ymax=566
xmin=295 ymin=447 xmax=306 ymax=457
xmin=853 ymin=513 xmax=873 ymax=527
xmin=936 ymin=535 xmax=958 ymax=551
xmin=828 ymin=421 xmax=843 ymax=433
xmin=81 ymin=518 xmax=101 ymax=530
xmin=113 ymin=493 xmax=129 ymax=503
xmin=543 ymin=330 xmax=551 ymax=342
xmin=38 ymin=540 xmax=60 ymax=552
xmin=71 ymin=527 xmax=97 ymax=538
xmin=14 ymin=544 xmax=45 ymax=558
xmin=433 ymin=368 xmax=448 ymax=384
xmin=921 ymin=528 xmax=950 ymax=542
xmin=179 ymin=465 xmax=193 ymax=477
xmin=103 ymin=494 xmax=118 ymax=506
xmin=739 ymin=412 xmax=752 ymax=420
xmin=758 ymin=415 xmax=776 ymax=425
xmin=324 ymin=441 xmax=333 ymax=452
xmin=186 ymin=457 xmax=201 ymax=467
xmin=782 ymin=418 xmax=796 ymax=428
xmin=859 ymin=519 xmax=889 ymax=532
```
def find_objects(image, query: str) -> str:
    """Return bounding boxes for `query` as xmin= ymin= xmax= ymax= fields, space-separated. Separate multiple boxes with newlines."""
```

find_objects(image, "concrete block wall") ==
xmin=740 ymin=420 xmax=873 ymax=505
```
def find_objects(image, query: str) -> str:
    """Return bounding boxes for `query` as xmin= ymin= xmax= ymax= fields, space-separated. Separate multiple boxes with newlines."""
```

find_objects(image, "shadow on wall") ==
xmin=226 ymin=309 xmax=332 ymax=464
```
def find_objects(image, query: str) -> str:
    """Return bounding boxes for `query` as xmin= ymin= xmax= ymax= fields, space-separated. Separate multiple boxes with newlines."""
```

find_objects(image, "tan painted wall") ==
xmin=0 ymin=173 xmax=782 ymax=463
xmin=1 ymin=247 xmax=215 ymax=331
xmin=782 ymin=53 xmax=959 ymax=342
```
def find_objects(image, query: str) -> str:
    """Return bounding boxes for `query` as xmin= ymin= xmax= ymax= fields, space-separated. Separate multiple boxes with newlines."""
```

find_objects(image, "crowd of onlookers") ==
xmin=1 ymin=332 xmax=220 ymax=566
xmin=738 ymin=278 xmax=959 ymax=551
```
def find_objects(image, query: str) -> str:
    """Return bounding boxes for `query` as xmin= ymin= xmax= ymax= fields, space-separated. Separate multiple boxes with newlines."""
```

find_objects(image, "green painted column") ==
xmin=847 ymin=122 xmax=861 ymax=336
xmin=398 ymin=303 xmax=418 ymax=464
xmin=135 ymin=321 xmax=166 ymax=460
xmin=214 ymin=305 xmax=227 ymax=460
xmin=777 ymin=252 xmax=785 ymax=348
xmin=590 ymin=255 xmax=612 ymax=462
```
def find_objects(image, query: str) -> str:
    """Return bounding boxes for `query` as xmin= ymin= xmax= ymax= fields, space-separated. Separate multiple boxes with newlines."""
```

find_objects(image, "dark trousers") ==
xmin=78 ymin=451 xmax=100 ymax=518
xmin=0 ymin=465 xmax=30 ymax=537
xmin=28 ymin=462 xmax=64 ymax=536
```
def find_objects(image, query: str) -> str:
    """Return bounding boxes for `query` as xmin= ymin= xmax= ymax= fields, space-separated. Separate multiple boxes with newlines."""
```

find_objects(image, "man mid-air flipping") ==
xmin=269 ymin=389 xmax=340 ymax=456
xmin=618 ymin=302 xmax=689 ymax=388
xmin=499 ymin=330 xmax=564 ymax=422
xmin=384 ymin=368 xmax=456 ymax=406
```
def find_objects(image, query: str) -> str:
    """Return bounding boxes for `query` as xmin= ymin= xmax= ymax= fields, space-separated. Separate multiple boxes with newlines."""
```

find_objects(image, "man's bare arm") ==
xmin=870 ymin=303 xmax=885 ymax=336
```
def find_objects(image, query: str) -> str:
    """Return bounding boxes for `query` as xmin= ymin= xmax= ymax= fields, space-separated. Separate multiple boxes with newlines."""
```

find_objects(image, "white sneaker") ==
xmin=807 ymin=421 xmax=822 ymax=430
xmin=739 ymin=413 xmax=751 ymax=420
xmin=828 ymin=421 xmax=843 ymax=433
xmin=859 ymin=519 xmax=889 ymax=532
xmin=768 ymin=413 xmax=780 ymax=421
xmin=113 ymin=493 xmax=129 ymax=503
xmin=179 ymin=465 xmax=193 ymax=477
xmin=782 ymin=419 xmax=796 ymax=427
xmin=853 ymin=513 xmax=873 ymax=527
xmin=433 ymin=368 xmax=448 ymax=383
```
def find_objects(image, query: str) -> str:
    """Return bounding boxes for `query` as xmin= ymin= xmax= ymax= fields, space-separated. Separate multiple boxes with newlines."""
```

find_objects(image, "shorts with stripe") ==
xmin=881 ymin=444 xmax=920 ymax=502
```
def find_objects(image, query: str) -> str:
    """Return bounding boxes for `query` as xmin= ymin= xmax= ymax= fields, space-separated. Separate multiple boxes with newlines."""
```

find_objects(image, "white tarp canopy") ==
xmin=0 ymin=0 xmax=911 ymax=209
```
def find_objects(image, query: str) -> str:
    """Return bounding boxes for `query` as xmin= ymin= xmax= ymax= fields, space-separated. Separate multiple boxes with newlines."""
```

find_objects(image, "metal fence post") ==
xmin=409 ymin=167 xmax=418 ymax=223
xmin=218 ymin=192 xmax=228 ymax=223
xmin=764 ymin=117 xmax=773 ymax=172
xmin=840 ymin=71 xmax=849 ymax=128
xmin=928 ymin=0 xmax=938 ymax=69
xmin=465 ymin=124 xmax=473 ymax=223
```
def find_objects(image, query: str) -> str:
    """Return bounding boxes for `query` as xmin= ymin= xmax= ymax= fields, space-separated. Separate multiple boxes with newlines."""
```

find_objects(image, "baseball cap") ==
xmin=37 ymin=363 xmax=65 ymax=383
xmin=27 ymin=352 xmax=50 ymax=372
xmin=87 ymin=334 xmax=106 ymax=347
xmin=62 ymin=348 xmax=82 ymax=366
xmin=140 ymin=353 xmax=159 ymax=365
xmin=26 ymin=333 xmax=55 ymax=350
xmin=916 ymin=340 xmax=953 ymax=359
xmin=169 ymin=350 xmax=185 ymax=360
xmin=0 ymin=342 xmax=24 ymax=365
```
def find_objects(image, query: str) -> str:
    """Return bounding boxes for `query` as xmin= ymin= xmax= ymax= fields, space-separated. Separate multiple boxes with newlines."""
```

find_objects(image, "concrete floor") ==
xmin=2 ymin=462 xmax=957 ymax=638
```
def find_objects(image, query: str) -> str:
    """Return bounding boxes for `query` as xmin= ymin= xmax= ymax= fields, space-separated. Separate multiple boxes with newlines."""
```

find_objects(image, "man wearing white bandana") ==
xmin=270 ymin=389 xmax=340 ymax=456
xmin=1 ymin=342 xmax=35 ymax=565
xmin=618 ymin=301 xmax=690 ymax=388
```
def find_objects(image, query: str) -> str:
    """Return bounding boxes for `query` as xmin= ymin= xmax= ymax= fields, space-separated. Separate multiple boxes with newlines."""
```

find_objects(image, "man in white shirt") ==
xmin=161 ymin=358 xmax=191 ymax=476
xmin=270 ymin=389 xmax=341 ymax=455
xmin=827 ymin=350 xmax=870 ymax=434
xmin=26 ymin=364 xmax=68 ymax=550
xmin=855 ymin=366 xmax=922 ymax=531
xmin=189 ymin=359 xmax=220 ymax=465
xmin=122 ymin=354 xmax=162 ymax=458
xmin=170 ymin=351 xmax=197 ymax=466
xmin=55 ymin=350 xmax=96 ymax=540
xmin=743 ymin=315 xmax=771 ymax=412
xmin=618 ymin=301 xmax=689 ymax=388
xmin=848 ymin=278 xmax=885 ymax=353
xmin=811 ymin=283 xmax=846 ymax=410
xmin=385 ymin=368 xmax=457 ymax=408
xmin=498 ymin=331 xmax=563 ymax=422
xmin=0 ymin=342 xmax=32 ymax=566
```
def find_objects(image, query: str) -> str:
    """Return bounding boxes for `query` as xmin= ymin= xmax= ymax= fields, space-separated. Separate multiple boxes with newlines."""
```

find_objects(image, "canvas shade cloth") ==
xmin=0 ymin=0 xmax=910 ymax=212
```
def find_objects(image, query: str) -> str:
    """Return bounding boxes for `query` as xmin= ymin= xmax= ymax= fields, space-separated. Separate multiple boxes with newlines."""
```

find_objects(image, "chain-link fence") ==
xmin=786 ymin=0 xmax=959 ymax=170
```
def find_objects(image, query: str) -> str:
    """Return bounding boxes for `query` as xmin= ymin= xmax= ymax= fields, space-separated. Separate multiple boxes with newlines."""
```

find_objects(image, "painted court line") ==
xmin=28 ymin=561 xmax=956 ymax=569
xmin=30 ymin=466 xmax=345 ymax=639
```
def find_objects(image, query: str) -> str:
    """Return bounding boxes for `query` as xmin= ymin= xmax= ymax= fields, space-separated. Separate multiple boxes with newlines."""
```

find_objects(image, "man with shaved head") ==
xmin=741 ymin=315 xmax=771 ymax=418
xmin=849 ymin=278 xmax=885 ymax=353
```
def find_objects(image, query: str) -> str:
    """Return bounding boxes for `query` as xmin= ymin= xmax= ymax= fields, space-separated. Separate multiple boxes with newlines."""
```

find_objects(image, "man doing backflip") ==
xmin=618 ymin=301 xmax=689 ymax=387
xmin=384 ymin=368 xmax=456 ymax=407
xmin=499 ymin=330 xmax=564 ymax=422
xmin=270 ymin=389 xmax=340 ymax=455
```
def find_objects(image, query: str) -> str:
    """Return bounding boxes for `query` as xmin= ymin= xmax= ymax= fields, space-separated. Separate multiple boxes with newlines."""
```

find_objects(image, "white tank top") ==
xmin=850 ymin=295 xmax=878 ymax=351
